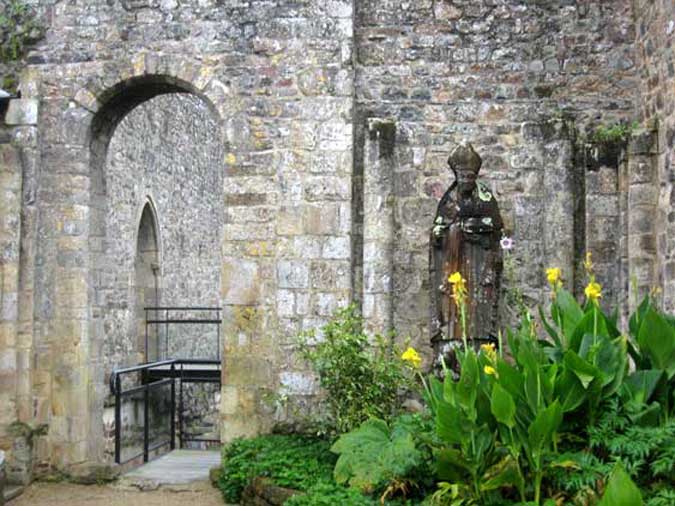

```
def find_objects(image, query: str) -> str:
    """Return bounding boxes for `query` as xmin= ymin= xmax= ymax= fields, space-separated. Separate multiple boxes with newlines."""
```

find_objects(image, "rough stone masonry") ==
xmin=0 ymin=0 xmax=672 ymax=481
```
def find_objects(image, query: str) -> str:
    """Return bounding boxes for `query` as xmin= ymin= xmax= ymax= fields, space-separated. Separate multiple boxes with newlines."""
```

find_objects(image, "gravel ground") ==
xmin=10 ymin=480 xmax=230 ymax=506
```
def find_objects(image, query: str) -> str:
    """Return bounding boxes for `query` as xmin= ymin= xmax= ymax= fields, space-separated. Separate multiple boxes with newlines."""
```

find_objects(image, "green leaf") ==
xmin=554 ymin=368 xmax=587 ymax=412
xmin=597 ymin=463 xmax=643 ymax=506
xmin=527 ymin=401 xmax=562 ymax=454
xmin=563 ymin=350 xmax=600 ymax=389
xmin=496 ymin=360 xmax=524 ymax=401
xmin=436 ymin=398 xmax=466 ymax=445
xmin=539 ymin=306 xmax=561 ymax=347
xmin=480 ymin=455 xmax=524 ymax=493
xmin=552 ymin=288 xmax=584 ymax=339
xmin=624 ymin=369 xmax=664 ymax=405
xmin=629 ymin=295 xmax=652 ymax=339
xmin=491 ymin=383 xmax=516 ymax=429
xmin=456 ymin=351 xmax=479 ymax=420
xmin=331 ymin=418 xmax=423 ymax=493
xmin=637 ymin=307 xmax=675 ymax=378
xmin=436 ymin=448 xmax=470 ymax=482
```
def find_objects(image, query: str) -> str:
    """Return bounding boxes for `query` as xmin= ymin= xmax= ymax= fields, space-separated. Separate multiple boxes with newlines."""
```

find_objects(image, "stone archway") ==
xmin=135 ymin=201 xmax=161 ymax=363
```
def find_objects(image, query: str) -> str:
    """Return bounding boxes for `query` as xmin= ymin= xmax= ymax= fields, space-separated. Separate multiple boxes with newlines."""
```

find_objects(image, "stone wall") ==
xmin=0 ymin=0 xmax=673 ymax=477
xmin=633 ymin=0 xmax=675 ymax=313
xmin=353 ymin=0 xmax=639 ymax=349
xmin=0 ymin=97 xmax=40 ymax=481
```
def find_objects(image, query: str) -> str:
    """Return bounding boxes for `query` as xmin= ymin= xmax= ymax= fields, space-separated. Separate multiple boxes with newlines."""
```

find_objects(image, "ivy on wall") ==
xmin=0 ymin=0 xmax=43 ymax=63
xmin=0 ymin=0 xmax=44 ymax=91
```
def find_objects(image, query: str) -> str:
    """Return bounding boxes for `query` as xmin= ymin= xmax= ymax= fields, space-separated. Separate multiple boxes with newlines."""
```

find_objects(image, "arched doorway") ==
xmin=88 ymin=79 xmax=224 ymax=463
xmin=135 ymin=202 xmax=161 ymax=362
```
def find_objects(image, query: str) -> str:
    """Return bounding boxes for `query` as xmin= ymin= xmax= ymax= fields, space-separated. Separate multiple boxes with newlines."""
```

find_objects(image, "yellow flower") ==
xmin=484 ymin=365 xmax=497 ymax=376
xmin=401 ymin=347 xmax=422 ymax=369
xmin=448 ymin=272 xmax=464 ymax=285
xmin=583 ymin=252 xmax=594 ymax=276
xmin=480 ymin=343 xmax=497 ymax=363
xmin=584 ymin=281 xmax=602 ymax=304
xmin=546 ymin=267 xmax=562 ymax=288
xmin=448 ymin=271 xmax=467 ymax=306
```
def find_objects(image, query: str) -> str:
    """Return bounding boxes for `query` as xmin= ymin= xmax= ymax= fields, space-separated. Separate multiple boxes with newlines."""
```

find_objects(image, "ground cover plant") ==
xmin=220 ymin=254 xmax=674 ymax=505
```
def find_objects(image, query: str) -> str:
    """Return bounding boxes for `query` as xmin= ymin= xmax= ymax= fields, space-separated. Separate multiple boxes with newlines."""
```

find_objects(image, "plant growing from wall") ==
xmin=0 ymin=1 xmax=43 ymax=63
xmin=591 ymin=121 xmax=639 ymax=145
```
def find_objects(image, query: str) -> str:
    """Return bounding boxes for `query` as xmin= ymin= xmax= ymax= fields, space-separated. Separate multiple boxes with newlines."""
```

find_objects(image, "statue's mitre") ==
xmin=448 ymin=140 xmax=482 ymax=174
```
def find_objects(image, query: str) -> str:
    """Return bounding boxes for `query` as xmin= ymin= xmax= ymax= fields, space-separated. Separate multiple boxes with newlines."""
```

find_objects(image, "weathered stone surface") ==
xmin=4 ymin=100 xmax=38 ymax=126
xmin=0 ymin=0 xmax=672 ymax=479
xmin=242 ymin=476 xmax=302 ymax=506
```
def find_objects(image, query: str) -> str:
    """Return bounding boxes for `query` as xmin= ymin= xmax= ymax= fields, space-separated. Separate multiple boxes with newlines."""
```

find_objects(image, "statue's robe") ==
xmin=429 ymin=182 xmax=503 ymax=361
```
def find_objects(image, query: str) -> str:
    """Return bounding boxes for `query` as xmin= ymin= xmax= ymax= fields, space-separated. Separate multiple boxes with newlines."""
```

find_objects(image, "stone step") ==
xmin=4 ymin=485 xmax=24 ymax=503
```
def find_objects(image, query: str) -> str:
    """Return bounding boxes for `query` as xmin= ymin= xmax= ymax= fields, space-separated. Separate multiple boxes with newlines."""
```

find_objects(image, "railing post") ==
xmin=170 ymin=363 xmax=176 ymax=451
xmin=114 ymin=375 xmax=121 ymax=464
xmin=145 ymin=308 xmax=149 ymax=363
xmin=143 ymin=369 xmax=149 ymax=463
xmin=179 ymin=363 xmax=184 ymax=449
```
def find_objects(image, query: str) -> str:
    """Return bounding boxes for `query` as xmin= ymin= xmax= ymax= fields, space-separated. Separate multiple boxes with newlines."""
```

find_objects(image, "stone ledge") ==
xmin=4 ymin=99 xmax=38 ymax=126
xmin=241 ymin=476 xmax=302 ymax=506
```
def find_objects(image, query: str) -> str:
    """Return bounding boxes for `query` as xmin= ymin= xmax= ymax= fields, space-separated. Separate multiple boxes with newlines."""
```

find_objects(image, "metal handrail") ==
xmin=143 ymin=306 xmax=222 ymax=363
xmin=109 ymin=358 xmax=220 ymax=395
xmin=143 ymin=307 xmax=221 ymax=311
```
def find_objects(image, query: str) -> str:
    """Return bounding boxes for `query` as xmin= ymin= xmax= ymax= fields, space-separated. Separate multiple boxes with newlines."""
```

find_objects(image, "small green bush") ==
xmin=0 ymin=0 xmax=43 ymax=63
xmin=285 ymin=482 xmax=377 ymax=506
xmin=218 ymin=434 xmax=334 ymax=503
xmin=297 ymin=304 xmax=410 ymax=435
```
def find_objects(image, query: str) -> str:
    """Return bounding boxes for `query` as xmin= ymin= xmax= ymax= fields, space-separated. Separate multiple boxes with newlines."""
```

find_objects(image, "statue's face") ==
xmin=456 ymin=169 xmax=477 ymax=195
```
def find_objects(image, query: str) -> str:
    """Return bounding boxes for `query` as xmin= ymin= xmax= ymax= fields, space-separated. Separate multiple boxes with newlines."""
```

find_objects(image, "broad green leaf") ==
xmin=637 ymin=307 xmax=675 ymax=378
xmin=331 ymin=417 xmax=423 ymax=492
xmin=490 ymin=383 xmax=516 ymax=428
xmin=624 ymin=370 xmax=664 ymax=405
xmin=552 ymin=288 xmax=584 ymax=339
xmin=629 ymin=295 xmax=652 ymax=339
xmin=539 ymin=306 xmax=561 ymax=347
xmin=496 ymin=360 xmax=524 ymax=400
xmin=563 ymin=350 xmax=600 ymax=389
xmin=571 ymin=307 xmax=610 ymax=353
xmin=598 ymin=463 xmax=643 ymax=506
xmin=436 ymin=448 xmax=470 ymax=482
xmin=456 ymin=351 xmax=479 ymax=420
xmin=481 ymin=455 xmax=524 ymax=493
xmin=554 ymin=368 xmax=587 ymax=412
xmin=436 ymin=399 xmax=466 ymax=445
xmin=527 ymin=400 xmax=562 ymax=453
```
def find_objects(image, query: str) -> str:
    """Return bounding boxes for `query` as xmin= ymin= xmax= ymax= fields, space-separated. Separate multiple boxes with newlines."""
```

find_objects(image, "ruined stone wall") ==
xmin=1 ymin=0 xmax=671 ymax=476
xmin=0 ymin=98 xmax=40 ymax=482
xmin=12 ymin=0 xmax=354 ymax=469
xmin=633 ymin=0 xmax=675 ymax=313
xmin=353 ymin=0 xmax=639 ymax=351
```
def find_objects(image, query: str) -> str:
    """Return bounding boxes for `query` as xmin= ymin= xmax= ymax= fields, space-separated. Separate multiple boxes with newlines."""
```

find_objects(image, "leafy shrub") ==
xmin=422 ymin=272 xmax=675 ymax=505
xmin=285 ymin=482 xmax=377 ymax=506
xmin=218 ymin=434 xmax=334 ymax=503
xmin=297 ymin=304 xmax=410 ymax=434
xmin=0 ymin=0 xmax=43 ymax=63
xmin=331 ymin=414 xmax=435 ymax=498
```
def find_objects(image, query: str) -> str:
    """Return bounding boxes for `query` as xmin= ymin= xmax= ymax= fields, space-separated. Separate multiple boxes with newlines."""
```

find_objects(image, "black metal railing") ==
xmin=110 ymin=358 xmax=221 ymax=464
xmin=143 ymin=307 xmax=221 ymax=363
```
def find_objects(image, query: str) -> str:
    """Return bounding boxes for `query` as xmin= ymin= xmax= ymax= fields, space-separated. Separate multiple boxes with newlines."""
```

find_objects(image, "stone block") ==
xmin=279 ymin=372 xmax=316 ymax=395
xmin=222 ymin=259 xmax=261 ymax=305
xmin=277 ymin=261 xmax=309 ymax=289
xmin=321 ymin=236 xmax=350 ymax=259
xmin=4 ymin=100 xmax=38 ymax=126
